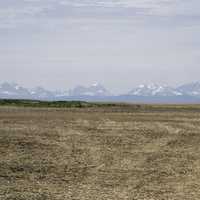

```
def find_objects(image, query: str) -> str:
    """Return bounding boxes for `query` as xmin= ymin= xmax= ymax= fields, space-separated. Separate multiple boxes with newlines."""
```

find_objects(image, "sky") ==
xmin=1 ymin=0 xmax=200 ymax=94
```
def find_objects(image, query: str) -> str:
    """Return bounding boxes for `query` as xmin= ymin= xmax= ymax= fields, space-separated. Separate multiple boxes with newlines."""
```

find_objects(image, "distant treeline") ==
xmin=1 ymin=99 xmax=200 ymax=112
xmin=0 ymin=99 xmax=121 ymax=108
xmin=0 ymin=99 xmax=91 ymax=108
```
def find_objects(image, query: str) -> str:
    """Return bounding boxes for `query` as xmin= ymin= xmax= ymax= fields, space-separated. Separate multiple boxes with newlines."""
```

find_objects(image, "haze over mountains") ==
xmin=1 ymin=82 xmax=200 ymax=103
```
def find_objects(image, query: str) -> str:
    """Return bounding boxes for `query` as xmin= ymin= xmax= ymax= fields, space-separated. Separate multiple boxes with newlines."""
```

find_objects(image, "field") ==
xmin=1 ymin=103 xmax=200 ymax=200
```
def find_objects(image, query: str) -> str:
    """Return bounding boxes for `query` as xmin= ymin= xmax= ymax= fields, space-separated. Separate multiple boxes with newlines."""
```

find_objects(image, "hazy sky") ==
xmin=1 ymin=0 xmax=200 ymax=93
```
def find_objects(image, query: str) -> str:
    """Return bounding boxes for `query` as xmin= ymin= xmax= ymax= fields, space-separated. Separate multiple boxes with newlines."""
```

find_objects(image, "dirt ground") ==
xmin=0 ymin=106 xmax=200 ymax=200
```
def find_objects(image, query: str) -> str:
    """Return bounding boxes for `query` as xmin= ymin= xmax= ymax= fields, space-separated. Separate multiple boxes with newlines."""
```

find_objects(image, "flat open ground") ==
xmin=1 ymin=105 xmax=200 ymax=200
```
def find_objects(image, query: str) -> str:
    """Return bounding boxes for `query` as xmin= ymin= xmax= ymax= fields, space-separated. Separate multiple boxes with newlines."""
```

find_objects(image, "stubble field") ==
xmin=1 ymin=105 xmax=200 ymax=200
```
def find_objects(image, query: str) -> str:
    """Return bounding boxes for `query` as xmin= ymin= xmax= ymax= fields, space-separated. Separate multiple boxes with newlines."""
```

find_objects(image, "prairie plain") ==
xmin=1 ymin=104 xmax=200 ymax=200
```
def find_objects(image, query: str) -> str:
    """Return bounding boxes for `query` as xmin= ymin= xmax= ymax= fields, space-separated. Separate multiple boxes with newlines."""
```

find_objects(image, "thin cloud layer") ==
xmin=1 ymin=0 xmax=200 ymax=30
xmin=1 ymin=0 xmax=200 ymax=20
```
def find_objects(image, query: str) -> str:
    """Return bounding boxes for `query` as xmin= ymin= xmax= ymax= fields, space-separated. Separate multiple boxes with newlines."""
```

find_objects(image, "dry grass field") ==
xmin=1 ymin=105 xmax=200 ymax=200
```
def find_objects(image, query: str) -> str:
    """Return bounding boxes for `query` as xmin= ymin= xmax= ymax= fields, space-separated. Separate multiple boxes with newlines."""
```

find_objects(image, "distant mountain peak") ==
xmin=70 ymin=83 xmax=111 ymax=96
xmin=177 ymin=81 xmax=200 ymax=96
xmin=128 ymin=84 xmax=182 ymax=97
xmin=0 ymin=81 xmax=200 ymax=103
xmin=91 ymin=82 xmax=101 ymax=87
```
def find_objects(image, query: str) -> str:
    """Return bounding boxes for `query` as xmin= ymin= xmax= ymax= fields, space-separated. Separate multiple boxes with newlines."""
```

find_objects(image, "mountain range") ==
xmin=1 ymin=82 xmax=200 ymax=103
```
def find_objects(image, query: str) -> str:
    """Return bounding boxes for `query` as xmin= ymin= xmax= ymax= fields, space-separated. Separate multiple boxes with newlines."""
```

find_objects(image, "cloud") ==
xmin=0 ymin=0 xmax=200 ymax=30
xmin=1 ymin=0 xmax=200 ymax=18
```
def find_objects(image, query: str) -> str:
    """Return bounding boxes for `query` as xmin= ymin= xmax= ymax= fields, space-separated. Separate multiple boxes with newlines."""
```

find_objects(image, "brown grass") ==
xmin=0 ymin=106 xmax=200 ymax=200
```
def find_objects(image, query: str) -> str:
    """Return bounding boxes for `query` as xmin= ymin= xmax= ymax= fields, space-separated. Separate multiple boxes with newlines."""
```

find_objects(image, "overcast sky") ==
xmin=1 ymin=0 xmax=200 ymax=93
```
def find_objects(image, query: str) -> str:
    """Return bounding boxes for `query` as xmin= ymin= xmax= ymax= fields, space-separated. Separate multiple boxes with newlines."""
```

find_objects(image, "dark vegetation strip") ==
xmin=0 ymin=99 xmax=121 ymax=108
xmin=0 ymin=99 xmax=200 ymax=112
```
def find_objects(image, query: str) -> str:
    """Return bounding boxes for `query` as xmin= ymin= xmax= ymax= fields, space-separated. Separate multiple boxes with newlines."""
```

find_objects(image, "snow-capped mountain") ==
xmin=128 ymin=84 xmax=182 ymax=97
xmin=69 ymin=83 xmax=111 ymax=96
xmin=53 ymin=90 xmax=70 ymax=98
xmin=0 ymin=82 xmax=111 ymax=100
xmin=0 ymin=83 xmax=55 ymax=100
xmin=177 ymin=82 xmax=200 ymax=97
xmin=29 ymin=87 xmax=54 ymax=99
xmin=1 ymin=81 xmax=200 ymax=103
xmin=0 ymin=82 xmax=30 ymax=99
